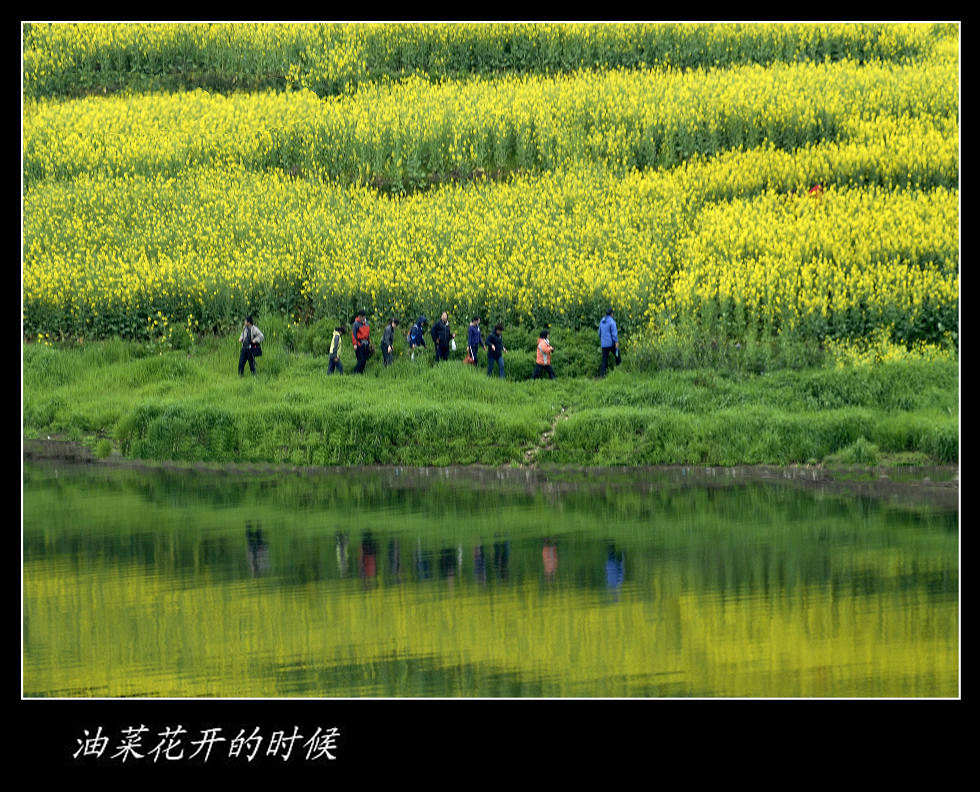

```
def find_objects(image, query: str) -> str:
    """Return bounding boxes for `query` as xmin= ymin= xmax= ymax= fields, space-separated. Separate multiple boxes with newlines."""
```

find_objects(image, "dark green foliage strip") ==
xmin=23 ymin=22 xmax=950 ymax=99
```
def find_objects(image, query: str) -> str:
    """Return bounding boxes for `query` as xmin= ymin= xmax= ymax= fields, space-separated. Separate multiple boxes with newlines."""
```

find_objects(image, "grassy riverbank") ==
xmin=23 ymin=328 xmax=958 ymax=468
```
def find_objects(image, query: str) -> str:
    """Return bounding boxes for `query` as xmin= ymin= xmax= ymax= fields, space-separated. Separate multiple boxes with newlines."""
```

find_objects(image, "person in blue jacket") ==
xmin=598 ymin=308 xmax=619 ymax=377
xmin=467 ymin=316 xmax=484 ymax=367
xmin=408 ymin=315 xmax=427 ymax=360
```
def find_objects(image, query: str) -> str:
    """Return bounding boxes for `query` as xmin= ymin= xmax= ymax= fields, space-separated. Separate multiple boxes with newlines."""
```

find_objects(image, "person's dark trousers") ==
xmin=600 ymin=345 xmax=616 ymax=376
xmin=238 ymin=346 xmax=255 ymax=375
xmin=533 ymin=364 xmax=555 ymax=379
xmin=487 ymin=356 xmax=504 ymax=378
xmin=354 ymin=345 xmax=368 ymax=374
xmin=471 ymin=348 xmax=480 ymax=367
xmin=328 ymin=355 xmax=343 ymax=375
xmin=382 ymin=349 xmax=393 ymax=367
xmin=437 ymin=344 xmax=450 ymax=361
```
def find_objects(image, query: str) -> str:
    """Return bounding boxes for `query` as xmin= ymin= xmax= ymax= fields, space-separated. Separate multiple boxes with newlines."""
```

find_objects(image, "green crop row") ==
xmin=23 ymin=22 xmax=953 ymax=99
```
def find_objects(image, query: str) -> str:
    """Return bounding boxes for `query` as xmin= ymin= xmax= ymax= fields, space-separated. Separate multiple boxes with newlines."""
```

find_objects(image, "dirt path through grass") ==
xmin=523 ymin=405 xmax=570 ymax=467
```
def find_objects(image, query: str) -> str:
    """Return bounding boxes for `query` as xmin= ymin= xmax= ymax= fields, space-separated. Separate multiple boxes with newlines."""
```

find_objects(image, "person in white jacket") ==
xmin=238 ymin=315 xmax=264 ymax=376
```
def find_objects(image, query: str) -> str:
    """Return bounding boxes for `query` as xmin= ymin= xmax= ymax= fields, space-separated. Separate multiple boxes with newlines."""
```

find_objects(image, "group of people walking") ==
xmin=410 ymin=313 xmax=509 ymax=376
xmin=327 ymin=311 xmax=513 ymax=377
xmin=238 ymin=308 xmax=620 ymax=379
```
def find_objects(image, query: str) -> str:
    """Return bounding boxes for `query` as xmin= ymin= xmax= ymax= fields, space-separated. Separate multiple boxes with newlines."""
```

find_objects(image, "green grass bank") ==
xmin=22 ymin=321 xmax=958 ymax=468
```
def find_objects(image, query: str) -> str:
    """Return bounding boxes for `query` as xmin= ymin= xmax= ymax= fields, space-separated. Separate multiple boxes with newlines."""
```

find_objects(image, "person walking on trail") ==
xmin=467 ymin=316 xmax=484 ymax=367
xmin=430 ymin=315 xmax=440 ymax=357
xmin=598 ymin=308 xmax=619 ymax=377
xmin=434 ymin=312 xmax=454 ymax=362
xmin=381 ymin=317 xmax=399 ymax=367
xmin=328 ymin=324 xmax=345 ymax=375
xmin=238 ymin=315 xmax=264 ymax=376
xmin=486 ymin=323 xmax=506 ymax=378
xmin=351 ymin=310 xmax=371 ymax=374
xmin=533 ymin=329 xmax=556 ymax=379
xmin=408 ymin=315 xmax=428 ymax=360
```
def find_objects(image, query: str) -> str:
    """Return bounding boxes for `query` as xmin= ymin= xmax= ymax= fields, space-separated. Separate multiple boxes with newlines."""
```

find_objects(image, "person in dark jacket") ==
xmin=430 ymin=316 xmax=440 ymax=356
xmin=408 ymin=315 xmax=428 ymax=360
xmin=486 ymin=323 xmax=506 ymax=378
xmin=381 ymin=318 xmax=399 ymax=367
xmin=466 ymin=316 xmax=484 ymax=367
xmin=351 ymin=310 xmax=371 ymax=374
xmin=433 ymin=312 xmax=454 ymax=361
xmin=598 ymin=308 xmax=619 ymax=377
xmin=237 ymin=315 xmax=264 ymax=376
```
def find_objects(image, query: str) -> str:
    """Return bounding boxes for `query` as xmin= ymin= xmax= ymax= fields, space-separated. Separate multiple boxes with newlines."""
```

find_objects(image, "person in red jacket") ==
xmin=351 ymin=310 xmax=371 ymax=374
xmin=532 ymin=329 xmax=555 ymax=379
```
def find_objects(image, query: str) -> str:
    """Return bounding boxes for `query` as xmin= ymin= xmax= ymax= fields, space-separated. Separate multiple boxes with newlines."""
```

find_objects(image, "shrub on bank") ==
xmin=113 ymin=398 xmax=543 ymax=466
xmin=825 ymin=436 xmax=881 ymax=466
xmin=544 ymin=405 xmax=957 ymax=466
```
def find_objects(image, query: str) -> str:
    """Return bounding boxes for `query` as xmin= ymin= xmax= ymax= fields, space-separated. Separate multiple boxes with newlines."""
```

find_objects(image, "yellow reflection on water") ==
xmin=24 ymin=557 xmax=957 ymax=698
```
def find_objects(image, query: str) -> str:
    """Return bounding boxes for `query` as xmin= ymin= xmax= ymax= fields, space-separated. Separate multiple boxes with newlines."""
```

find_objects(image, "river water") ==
xmin=23 ymin=461 xmax=958 ymax=697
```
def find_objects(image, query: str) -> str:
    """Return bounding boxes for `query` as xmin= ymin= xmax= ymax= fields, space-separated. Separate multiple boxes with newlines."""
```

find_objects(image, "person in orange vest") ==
xmin=532 ymin=329 xmax=555 ymax=379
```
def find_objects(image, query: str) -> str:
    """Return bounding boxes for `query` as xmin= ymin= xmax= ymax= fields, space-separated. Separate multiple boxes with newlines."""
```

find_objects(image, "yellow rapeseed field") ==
xmin=21 ymin=24 xmax=959 ymax=347
xmin=24 ymin=59 xmax=957 ymax=189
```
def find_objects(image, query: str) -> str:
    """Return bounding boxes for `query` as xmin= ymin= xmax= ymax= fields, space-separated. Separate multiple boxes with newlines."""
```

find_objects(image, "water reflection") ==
xmin=543 ymin=540 xmax=558 ymax=582
xmin=246 ymin=522 xmax=268 ymax=579
xmin=386 ymin=539 xmax=401 ymax=584
xmin=22 ymin=462 xmax=959 ymax=698
xmin=474 ymin=544 xmax=487 ymax=586
xmin=438 ymin=546 xmax=461 ymax=585
xmin=414 ymin=541 xmax=432 ymax=581
xmin=359 ymin=531 xmax=378 ymax=591
xmin=605 ymin=543 xmax=625 ymax=601
xmin=493 ymin=540 xmax=510 ymax=581
xmin=335 ymin=532 xmax=349 ymax=578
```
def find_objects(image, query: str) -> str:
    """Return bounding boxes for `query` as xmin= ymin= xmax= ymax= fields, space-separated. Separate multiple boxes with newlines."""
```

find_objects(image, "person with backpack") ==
xmin=433 ymin=312 xmax=454 ymax=362
xmin=486 ymin=323 xmax=506 ymax=378
xmin=237 ymin=315 xmax=264 ymax=376
xmin=351 ymin=310 xmax=371 ymax=374
xmin=381 ymin=317 xmax=399 ymax=367
xmin=328 ymin=324 xmax=345 ymax=375
xmin=466 ymin=316 xmax=484 ymax=367
xmin=408 ymin=315 xmax=428 ymax=360
xmin=598 ymin=308 xmax=619 ymax=377
xmin=533 ymin=329 xmax=555 ymax=379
